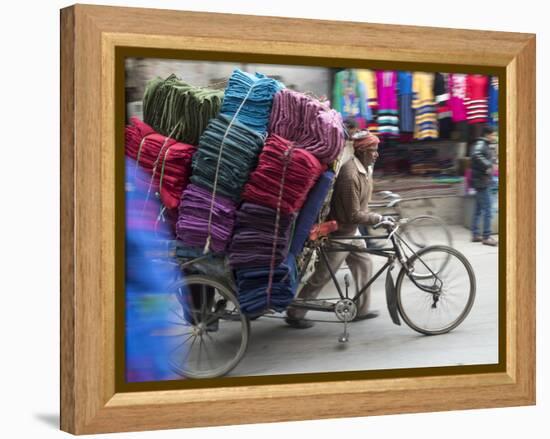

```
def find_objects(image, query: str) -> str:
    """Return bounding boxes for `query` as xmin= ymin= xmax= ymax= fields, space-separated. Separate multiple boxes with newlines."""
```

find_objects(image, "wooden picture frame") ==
xmin=60 ymin=4 xmax=536 ymax=434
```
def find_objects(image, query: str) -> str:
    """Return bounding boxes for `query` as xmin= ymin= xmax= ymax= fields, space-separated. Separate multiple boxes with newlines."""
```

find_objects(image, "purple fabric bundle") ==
xmin=268 ymin=89 xmax=346 ymax=164
xmin=176 ymin=184 xmax=237 ymax=253
xmin=228 ymin=203 xmax=296 ymax=269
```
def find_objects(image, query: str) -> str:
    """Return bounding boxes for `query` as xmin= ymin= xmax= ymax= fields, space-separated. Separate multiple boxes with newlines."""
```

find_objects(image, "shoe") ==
xmin=285 ymin=316 xmax=315 ymax=329
xmin=351 ymin=311 xmax=380 ymax=322
xmin=482 ymin=236 xmax=498 ymax=246
xmin=472 ymin=235 xmax=482 ymax=243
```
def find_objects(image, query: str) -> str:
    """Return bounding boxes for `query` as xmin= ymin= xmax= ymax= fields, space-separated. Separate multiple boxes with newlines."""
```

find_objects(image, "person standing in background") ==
xmin=470 ymin=125 xmax=498 ymax=246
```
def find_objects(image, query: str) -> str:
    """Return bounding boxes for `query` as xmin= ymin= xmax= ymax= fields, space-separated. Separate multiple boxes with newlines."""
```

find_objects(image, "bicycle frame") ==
xmin=308 ymin=229 xmax=443 ymax=310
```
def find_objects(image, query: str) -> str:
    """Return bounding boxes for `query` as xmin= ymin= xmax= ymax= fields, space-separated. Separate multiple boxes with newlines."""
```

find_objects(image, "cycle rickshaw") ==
xmin=164 ymin=217 xmax=476 ymax=379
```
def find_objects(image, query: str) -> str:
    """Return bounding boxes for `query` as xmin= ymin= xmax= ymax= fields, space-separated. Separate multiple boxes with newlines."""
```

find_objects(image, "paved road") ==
xmin=228 ymin=225 xmax=499 ymax=377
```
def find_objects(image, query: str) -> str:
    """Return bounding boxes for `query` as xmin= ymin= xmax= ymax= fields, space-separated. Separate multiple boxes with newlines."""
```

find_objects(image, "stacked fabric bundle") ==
xmin=241 ymin=134 xmax=325 ymax=214
xmin=288 ymin=170 xmax=335 ymax=256
xmin=220 ymin=69 xmax=284 ymax=135
xmin=228 ymin=203 xmax=296 ymax=269
xmin=176 ymin=184 xmax=237 ymax=253
xmin=190 ymin=114 xmax=265 ymax=201
xmin=142 ymin=74 xmax=224 ymax=145
xmin=125 ymin=117 xmax=196 ymax=209
xmin=234 ymin=256 xmax=298 ymax=314
xmin=268 ymin=89 xmax=346 ymax=164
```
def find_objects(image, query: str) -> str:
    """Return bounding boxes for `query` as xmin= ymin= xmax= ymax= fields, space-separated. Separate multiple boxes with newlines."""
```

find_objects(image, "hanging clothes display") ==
xmin=332 ymin=69 xmax=366 ymax=119
xmin=465 ymin=74 xmax=489 ymax=125
xmin=268 ymin=89 xmax=345 ymax=164
xmin=488 ymin=76 xmax=499 ymax=127
xmin=434 ymin=73 xmax=453 ymax=139
xmin=356 ymin=69 xmax=378 ymax=133
xmin=142 ymin=74 xmax=224 ymax=145
xmin=397 ymin=71 xmax=415 ymax=133
xmin=375 ymin=70 xmax=399 ymax=137
xmin=449 ymin=73 xmax=468 ymax=122
xmin=412 ymin=72 xmax=439 ymax=140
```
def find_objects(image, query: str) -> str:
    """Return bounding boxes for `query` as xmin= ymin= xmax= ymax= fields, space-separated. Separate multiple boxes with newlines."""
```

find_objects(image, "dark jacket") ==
xmin=471 ymin=137 xmax=494 ymax=190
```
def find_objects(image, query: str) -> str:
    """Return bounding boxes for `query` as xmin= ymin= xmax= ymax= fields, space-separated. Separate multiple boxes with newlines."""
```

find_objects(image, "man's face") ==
xmin=488 ymin=132 xmax=498 ymax=144
xmin=363 ymin=146 xmax=379 ymax=165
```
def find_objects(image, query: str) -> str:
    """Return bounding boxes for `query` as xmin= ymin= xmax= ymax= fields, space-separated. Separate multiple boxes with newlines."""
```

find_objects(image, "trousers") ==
xmin=471 ymin=187 xmax=493 ymax=239
xmin=287 ymin=234 xmax=373 ymax=320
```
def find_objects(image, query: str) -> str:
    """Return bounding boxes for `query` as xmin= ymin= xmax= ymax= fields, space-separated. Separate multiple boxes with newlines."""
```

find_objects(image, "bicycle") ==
xmin=162 ymin=218 xmax=476 ymax=379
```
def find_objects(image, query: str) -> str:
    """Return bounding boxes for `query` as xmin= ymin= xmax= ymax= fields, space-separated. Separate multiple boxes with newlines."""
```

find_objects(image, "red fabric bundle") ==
xmin=125 ymin=117 xmax=196 ymax=209
xmin=242 ymin=134 xmax=325 ymax=214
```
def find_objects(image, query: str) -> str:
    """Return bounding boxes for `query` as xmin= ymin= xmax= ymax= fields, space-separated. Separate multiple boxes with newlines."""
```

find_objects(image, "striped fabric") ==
xmin=398 ymin=72 xmax=415 ymax=132
xmin=465 ymin=74 xmax=489 ymax=125
xmin=412 ymin=72 xmax=439 ymax=140
xmin=376 ymin=71 xmax=399 ymax=137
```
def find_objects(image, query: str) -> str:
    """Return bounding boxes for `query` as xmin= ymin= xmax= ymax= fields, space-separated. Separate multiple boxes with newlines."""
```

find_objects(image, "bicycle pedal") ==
xmin=338 ymin=333 xmax=349 ymax=343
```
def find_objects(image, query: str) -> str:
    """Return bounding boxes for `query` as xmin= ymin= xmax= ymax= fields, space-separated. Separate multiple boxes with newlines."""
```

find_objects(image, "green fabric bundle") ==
xmin=142 ymin=74 xmax=224 ymax=146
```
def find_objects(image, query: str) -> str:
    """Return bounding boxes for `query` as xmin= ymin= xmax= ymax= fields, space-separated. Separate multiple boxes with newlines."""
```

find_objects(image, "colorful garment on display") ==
xmin=397 ymin=71 xmax=415 ymax=132
xmin=241 ymin=134 xmax=325 ymax=214
xmin=228 ymin=203 xmax=296 ymax=269
xmin=288 ymin=170 xmax=335 ymax=256
xmin=465 ymin=74 xmax=489 ymax=124
xmin=142 ymin=74 xmax=224 ymax=145
xmin=332 ymin=69 xmax=366 ymax=118
xmin=376 ymin=70 xmax=399 ymax=137
xmin=190 ymin=113 xmax=265 ymax=201
xmin=488 ymin=76 xmax=499 ymax=126
xmin=176 ymin=184 xmax=237 ymax=253
xmin=356 ymin=69 xmax=378 ymax=132
xmin=412 ymin=72 xmax=439 ymax=140
xmin=220 ymin=69 xmax=284 ymax=136
xmin=268 ymin=89 xmax=346 ymax=164
xmin=234 ymin=256 xmax=298 ymax=314
xmin=449 ymin=73 xmax=468 ymax=122
xmin=125 ymin=117 xmax=196 ymax=210
xmin=434 ymin=73 xmax=453 ymax=139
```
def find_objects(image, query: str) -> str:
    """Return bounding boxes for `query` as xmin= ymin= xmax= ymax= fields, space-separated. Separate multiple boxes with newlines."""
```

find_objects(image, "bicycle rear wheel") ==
xmin=163 ymin=275 xmax=250 ymax=378
xmin=396 ymin=245 xmax=475 ymax=335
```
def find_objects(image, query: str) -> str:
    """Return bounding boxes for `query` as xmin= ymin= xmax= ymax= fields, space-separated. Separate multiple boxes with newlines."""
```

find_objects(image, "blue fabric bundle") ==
xmin=220 ymin=69 xmax=284 ymax=135
xmin=288 ymin=170 xmax=335 ymax=256
xmin=234 ymin=256 xmax=298 ymax=314
xmin=190 ymin=113 xmax=265 ymax=201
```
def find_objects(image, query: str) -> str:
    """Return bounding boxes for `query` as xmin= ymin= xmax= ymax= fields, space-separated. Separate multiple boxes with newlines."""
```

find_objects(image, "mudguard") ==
xmin=385 ymin=268 xmax=401 ymax=326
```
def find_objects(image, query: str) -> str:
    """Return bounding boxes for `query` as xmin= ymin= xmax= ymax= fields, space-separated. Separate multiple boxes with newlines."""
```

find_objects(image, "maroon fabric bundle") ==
xmin=125 ymin=117 xmax=196 ymax=209
xmin=268 ymin=89 xmax=346 ymax=164
xmin=241 ymin=134 xmax=325 ymax=214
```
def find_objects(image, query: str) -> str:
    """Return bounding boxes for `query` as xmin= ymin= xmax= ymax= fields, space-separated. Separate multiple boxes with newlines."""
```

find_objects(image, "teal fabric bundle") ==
xmin=190 ymin=113 xmax=265 ymax=201
xmin=220 ymin=69 xmax=284 ymax=135
xmin=142 ymin=74 xmax=224 ymax=145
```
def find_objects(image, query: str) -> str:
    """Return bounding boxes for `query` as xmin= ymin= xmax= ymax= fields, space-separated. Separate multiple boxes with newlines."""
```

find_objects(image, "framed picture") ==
xmin=60 ymin=4 xmax=535 ymax=434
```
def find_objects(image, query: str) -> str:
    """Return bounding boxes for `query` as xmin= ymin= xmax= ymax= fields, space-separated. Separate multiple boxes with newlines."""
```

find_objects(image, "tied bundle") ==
xmin=220 ymin=69 xmax=284 ymax=135
xmin=241 ymin=134 xmax=325 ymax=214
xmin=125 ymin=117 xmax=196 ymax=210
xmin=228 ymin=203 xmax=296 ymax=269
xmin=288 ymin=170 xmax=336 ymax=256
xmin=268 ymin=89 xmax=346 ymax=164
xmin=235 ymin=256 xmax=298 ymax=314
xmin=190 ymin=114 xmax=265 ymax=201
xmin=176 ymin=184 xmax=237 ymax=253
xmin=142 ymin=74 xmax=224 ymax=145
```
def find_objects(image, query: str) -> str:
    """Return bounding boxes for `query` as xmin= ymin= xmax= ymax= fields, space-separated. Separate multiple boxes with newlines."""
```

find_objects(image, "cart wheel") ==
xmin=396 ymin=245 xmax=476 ymax=335
xmin=165 ymin=275 xmax=250 ymax=378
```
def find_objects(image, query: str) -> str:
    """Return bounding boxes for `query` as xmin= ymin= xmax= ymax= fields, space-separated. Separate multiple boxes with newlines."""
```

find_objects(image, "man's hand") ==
xmin=373 ymin=214 xmax=396 ymax=229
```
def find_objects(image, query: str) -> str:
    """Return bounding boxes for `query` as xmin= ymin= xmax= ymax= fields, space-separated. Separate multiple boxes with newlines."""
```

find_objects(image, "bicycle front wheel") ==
xmin=401 ymin=215 xmax=453 ymax=250
xmin=164 ymin=275 xmax=250 ymax=379
xmin=396 ymin=245 xmax=476 ymax=335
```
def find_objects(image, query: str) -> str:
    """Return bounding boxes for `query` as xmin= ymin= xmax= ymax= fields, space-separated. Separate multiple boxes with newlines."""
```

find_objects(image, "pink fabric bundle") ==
xmin=241 ymin=134 xmax=325 ymax=214
xmin=268 ymin=89 xmax=345 ymax=164
xmin=125 ymin=117 xmax=196 ymax=209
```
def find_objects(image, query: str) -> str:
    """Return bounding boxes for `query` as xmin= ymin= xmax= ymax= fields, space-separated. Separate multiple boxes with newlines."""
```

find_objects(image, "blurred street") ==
xmin=228 ymin=225 xmax=499 ymax=377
